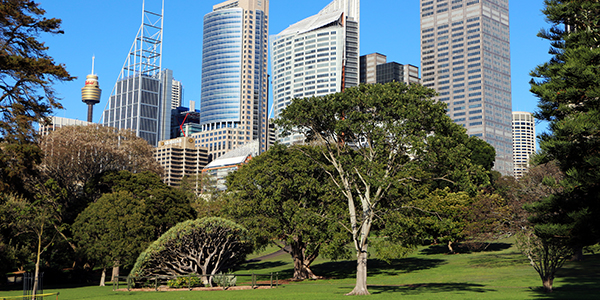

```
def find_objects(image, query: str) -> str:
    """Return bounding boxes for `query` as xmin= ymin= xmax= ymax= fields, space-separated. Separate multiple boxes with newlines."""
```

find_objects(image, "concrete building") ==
xmin=39 ymin=116 xmax=93 ymax=137
xmin=360 ymin=53 xmax=420 ymax=85
xmin=198 ymin=0 xmax=270 ymax=159
xmin=154 ymin=137 xmax=209 ymax=187
xmin=512 ymin=112 xmax=535 ymax=178
xmin=271 ymin=0 xmax=360 ymax=145
xmin=420 ymin=0 xmax=513 ymax=176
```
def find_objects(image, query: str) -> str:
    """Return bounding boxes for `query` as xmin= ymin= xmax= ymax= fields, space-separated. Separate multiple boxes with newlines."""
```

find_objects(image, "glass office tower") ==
xmin=198 ymin=0 xmax=269 ymax=159
xmin=420 ymin=0 xmax=513 ymax=175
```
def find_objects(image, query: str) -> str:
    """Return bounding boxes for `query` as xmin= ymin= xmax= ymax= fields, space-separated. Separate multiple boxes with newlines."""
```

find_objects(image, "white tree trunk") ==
xmin=347 ymin=247 xmax=369 ymax=296
xmin=99 ymin=268 xmax=106 ymax=286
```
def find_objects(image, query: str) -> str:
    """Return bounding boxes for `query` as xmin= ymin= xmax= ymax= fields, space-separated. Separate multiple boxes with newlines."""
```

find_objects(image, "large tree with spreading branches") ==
xmin=276 ymin=81 xmax=488 ymax=295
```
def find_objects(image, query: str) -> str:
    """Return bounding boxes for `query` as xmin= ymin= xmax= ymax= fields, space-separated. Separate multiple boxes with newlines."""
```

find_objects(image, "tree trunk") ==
xmin=542 ymin=277 xmax=553 ymax=293
xmin=32 ymin=225 xmax=44 ymax=300
xmin=346 ymin=247 xmax=369 ymax=296
xmin=571 ymin=247 xmax=583 ymax=261
xmin=111 ymin=261 xmax=119 ymax=283
xmin=99 ymin=268 xmax=106 ymax=287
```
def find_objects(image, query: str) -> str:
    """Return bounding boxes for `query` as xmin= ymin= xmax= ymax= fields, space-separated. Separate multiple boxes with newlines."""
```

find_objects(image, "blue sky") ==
xmin=42 ymin=0 xmax=550 ymax=133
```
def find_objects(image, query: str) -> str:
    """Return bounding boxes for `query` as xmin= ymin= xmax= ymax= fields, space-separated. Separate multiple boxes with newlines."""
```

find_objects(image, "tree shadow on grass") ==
xmin=238 ymin=261 xmax=288 ymax=271
xmin=311 ymin=257 xmax=446 ymax=280
xmin=419 ymin=243 xmax=512 ymax=255
xmin=365 ymin=282 xmax=492 ymax=295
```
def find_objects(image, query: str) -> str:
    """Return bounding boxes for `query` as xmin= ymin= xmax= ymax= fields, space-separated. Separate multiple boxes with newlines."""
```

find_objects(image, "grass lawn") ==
xmin=2 ymin=239 xmax=599 ymax=299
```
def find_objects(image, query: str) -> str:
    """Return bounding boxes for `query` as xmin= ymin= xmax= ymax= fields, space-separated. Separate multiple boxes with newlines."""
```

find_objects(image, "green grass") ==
xmin=2 ymin=239 xmax=599 ymax=299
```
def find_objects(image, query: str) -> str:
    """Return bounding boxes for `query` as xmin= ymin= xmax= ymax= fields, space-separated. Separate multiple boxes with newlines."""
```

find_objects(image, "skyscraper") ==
xmin=198 ymin=0 xmax=269 ymax=159
xmin=171 ymin=79 xmax=183 ymax=109
xmin=102 ymin=1 xmax=172 ymax=147
xmin=271 ymin=0 xmax=360 ymax=145
xmin=512 ymin=112 xmax=535 ymax=178
xmin=420 ymin=0 xmax=513 ymax=175
xmin=360 ymin=53 xmax=420 ymax=85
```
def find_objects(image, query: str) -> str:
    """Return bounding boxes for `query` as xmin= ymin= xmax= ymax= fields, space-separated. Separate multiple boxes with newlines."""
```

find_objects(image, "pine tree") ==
xmin=530 ymin=0 xmax=600 ymax=263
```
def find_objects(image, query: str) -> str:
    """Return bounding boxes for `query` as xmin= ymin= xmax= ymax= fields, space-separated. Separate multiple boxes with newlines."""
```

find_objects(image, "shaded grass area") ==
xmin=1 ymin=239 xmax=599 ymax=299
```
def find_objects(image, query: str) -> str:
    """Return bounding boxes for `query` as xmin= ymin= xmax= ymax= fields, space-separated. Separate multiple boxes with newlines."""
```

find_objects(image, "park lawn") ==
xmin=2 ymin=239 xmax=599 ymax=300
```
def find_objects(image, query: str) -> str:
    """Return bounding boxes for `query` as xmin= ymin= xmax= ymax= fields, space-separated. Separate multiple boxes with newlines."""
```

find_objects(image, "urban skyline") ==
xmin=42 ymin=1 xmax=549 ymax=143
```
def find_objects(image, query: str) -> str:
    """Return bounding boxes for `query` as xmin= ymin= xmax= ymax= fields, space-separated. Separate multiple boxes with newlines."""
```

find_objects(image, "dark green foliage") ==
xmin=73 ymin=171 xmax=195 ymax=269
xmin=275 ymin=81 xmax=490 ymax=294
xmin=530 ymin=0 xmax=600 ymax=251
xmin=131 ymin=217 xmax=252 ymax=286
xmin=224 ymin=144 xmax=349 ymax=280
xmin=465 ymin=136 xmax=496 ymax=171
xmin=0 ymin=0 xmax=74 ymax=143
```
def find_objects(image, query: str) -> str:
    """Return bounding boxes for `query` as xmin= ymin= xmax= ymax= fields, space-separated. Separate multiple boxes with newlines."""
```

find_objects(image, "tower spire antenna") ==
xmin=82 ymin=56 xmax=101 ymax=123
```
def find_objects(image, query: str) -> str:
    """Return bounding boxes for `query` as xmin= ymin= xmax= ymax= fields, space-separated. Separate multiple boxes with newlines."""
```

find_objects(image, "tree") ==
xmin=0 ymin=190 xmax=62 ymax=299
xmin=530 ymin=0 xmax=600 ymax=252
xmin=130 ymin=217 xmax=253 ymax=287
xmin=276 ymin=82 xmax=486 ymax=295
xmin=40 ymin=126 xmax=162 ymax=218
xmin=224 ymin=144 xmax=349 ymax=280
xmin=0 ymin=0 xmax=74 ymax=142
xmin=516 ymin=229 xmax=572 ymax=293
xmin=73 ymin=171 xmax=194 ymax=285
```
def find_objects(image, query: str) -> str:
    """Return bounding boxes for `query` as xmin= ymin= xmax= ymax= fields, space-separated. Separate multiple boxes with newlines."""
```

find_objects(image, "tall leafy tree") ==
xmin=0 ymin=0 xmax=74 ymax=141
xmin=276 ymin=82 xmax=486 ymax=295
xmin=0 ymin=0 xmax=73 ymax=195
xmin=73 ymin=171 xmax=195 ymax=285
xmin=530 ymin=0 xmax=600 ymax=257
xmin=224 ymin=144 xmax=349 ymax=280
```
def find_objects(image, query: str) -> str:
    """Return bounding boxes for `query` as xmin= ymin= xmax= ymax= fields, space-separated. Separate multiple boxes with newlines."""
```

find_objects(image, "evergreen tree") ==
xmin=530 ymin=0 xmax=600 ymax=252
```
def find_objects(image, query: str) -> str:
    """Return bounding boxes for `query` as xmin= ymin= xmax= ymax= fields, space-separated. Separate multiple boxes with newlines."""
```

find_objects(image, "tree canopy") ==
xmin=0 ymin=0 xmax=74 ymax=142
xmin=224 ymin=143 xmax=349 ymax=280
xmin=73 ymin=171 xmax=195 ymax=272
xmin=530 ymin=0 xmax=600 ymax=259
xmin=131 ymin=217 xmax=252 ymax=286
xmin=276 ymin=81 xmax=489 ymax=295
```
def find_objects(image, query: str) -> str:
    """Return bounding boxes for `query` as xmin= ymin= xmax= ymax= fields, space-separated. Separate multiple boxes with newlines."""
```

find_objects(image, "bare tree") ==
xmin=40 ymin=125 xmax=162 ymax=198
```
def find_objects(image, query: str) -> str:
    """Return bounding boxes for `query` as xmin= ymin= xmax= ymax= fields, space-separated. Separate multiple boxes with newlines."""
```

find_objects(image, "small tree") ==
xmin=516 ymin=230 xmax=572 ymax=293
xmin=224 ymin=144 xmax=349 ymax=280
xmin=131 ymin=217 xmax=252 ymax=286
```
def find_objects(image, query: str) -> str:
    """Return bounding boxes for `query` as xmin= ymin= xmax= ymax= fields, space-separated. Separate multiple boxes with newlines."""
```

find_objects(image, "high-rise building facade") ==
xmin=102 ymin=3 xmax=172 ymax=147
xmin=171 ymin=79 xmax=183 ymax=109
xmin=271 ymin=0 xmax=359 ymax=145
xmin=198 ymin=0 xmax=269 ymax=159
xmin=512 ymin=112 xmax=535 ymax=178
xmin=420 ymin=0 xmax=513 ymax=175
xmin=360 ymin=53 xmax=420 ymax=85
